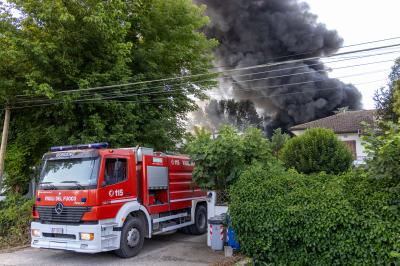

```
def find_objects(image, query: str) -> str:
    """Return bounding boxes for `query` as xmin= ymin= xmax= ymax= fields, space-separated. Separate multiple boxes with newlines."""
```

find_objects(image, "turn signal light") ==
xmin=31 ymin=229 xmax=41 ymax=237
xmin=80 ymin=232 xmax=94 ymax=241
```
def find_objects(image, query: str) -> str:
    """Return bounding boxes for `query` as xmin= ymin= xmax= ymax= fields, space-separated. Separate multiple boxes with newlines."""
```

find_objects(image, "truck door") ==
xmin=98 ymin=155 xmax=136 ymax=219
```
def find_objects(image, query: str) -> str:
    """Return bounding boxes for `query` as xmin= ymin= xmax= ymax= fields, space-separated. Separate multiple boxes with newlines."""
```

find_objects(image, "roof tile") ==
xmin=290 ymin=110 xmax=376 ymax=133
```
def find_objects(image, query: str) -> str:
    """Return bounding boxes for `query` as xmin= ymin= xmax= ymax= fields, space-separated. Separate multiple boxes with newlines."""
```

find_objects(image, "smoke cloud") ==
xmin=196 ymin=0 xmax=362 ymax=132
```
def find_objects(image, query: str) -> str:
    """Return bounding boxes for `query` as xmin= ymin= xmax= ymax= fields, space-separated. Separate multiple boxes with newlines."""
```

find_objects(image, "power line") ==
xmin=74 ymin=49 xmax=400 ymax=99
xmin=233 ymin=79 xmax=387 ymax=101
xmin=14 ymin=42 xmax=400 ymax=98
xmin=67 ymin=60 xmax=394 ymax=102
xmin=11 ymin=69 xmax=390 ymax=109
xmin=13 ymin=68 xmax=391 ymax=107
xmin=15 ymin=49 xmax=400 ymax=104
xmin=9 ymin=79 xmax=386 ymax=110
xmin=209 ymin=36 xmax=400 ymax=70
xmin=206 ymin=79 xmax=387 ymax=96
xmin=231 ymin=58 xmax=396 ymax=79
xmin=14 ymin=55 xmax=395 ymax=105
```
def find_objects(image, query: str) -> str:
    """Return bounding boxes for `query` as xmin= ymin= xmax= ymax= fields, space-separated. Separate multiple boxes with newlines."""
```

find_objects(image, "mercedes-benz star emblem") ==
xmin=55 ymin=202 xmax=64 ymax=215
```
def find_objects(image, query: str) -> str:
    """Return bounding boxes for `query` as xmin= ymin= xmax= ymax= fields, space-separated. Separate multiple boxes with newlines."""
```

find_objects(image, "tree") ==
xmin=0 ymin=0 xmax=217 ymax=192
xmin=242 ymin=127 xmax=272 ymax=164
xmin=184 ymin=126 xmax=244 ymax=192
xmin=280 ymin=128 xmax=353 ymax=174
xmin=363 ymin=121 xmax=400 ymax=192
xmin=270 ymin=128 xmax=290 ymax=156
xmin=204 ymin=99 xmax=263 ymax=132
xmin=184 ymin=126 xmax=274 ymax=194
xmin=374 ymin=58 xmax=400 ymax=122
xmin=393 ymin=80 xmax=400 ymax=119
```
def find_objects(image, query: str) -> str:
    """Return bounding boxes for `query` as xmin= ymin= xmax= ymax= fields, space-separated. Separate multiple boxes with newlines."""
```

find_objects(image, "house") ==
xmin=289 ymin=110 xmax=376 ymax=165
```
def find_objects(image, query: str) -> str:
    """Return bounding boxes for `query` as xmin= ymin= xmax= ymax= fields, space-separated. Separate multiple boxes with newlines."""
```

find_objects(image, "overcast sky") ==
xmin=304 ymin=0 xmax=400 ymax=109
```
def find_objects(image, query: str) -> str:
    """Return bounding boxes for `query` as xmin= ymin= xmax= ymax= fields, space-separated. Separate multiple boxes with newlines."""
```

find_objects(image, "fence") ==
xmin=216 ymin=190 xmax=229 ymax=206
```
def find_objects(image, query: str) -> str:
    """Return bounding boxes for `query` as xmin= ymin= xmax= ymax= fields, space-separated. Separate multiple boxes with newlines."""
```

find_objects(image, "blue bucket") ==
xmin=226 ymin=226 xmax=240 ymax=250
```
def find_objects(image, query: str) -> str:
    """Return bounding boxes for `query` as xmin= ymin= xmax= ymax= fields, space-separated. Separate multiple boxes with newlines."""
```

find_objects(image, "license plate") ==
xmin=52 ymin=228 xmax=63 ymax=234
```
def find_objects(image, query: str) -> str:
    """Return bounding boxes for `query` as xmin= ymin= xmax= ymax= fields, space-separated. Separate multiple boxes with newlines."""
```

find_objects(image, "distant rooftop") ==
xmin=290 ymin=110 xmax=376 ymax=134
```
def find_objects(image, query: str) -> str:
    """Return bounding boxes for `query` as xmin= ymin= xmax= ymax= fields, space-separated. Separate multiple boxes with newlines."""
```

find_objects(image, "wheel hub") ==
xmin=127 ymin=227 xmax=140 ymax=248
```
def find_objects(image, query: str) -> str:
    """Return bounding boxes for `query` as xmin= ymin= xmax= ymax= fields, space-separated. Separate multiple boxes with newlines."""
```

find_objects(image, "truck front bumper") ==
xmin=31 ymin=221 xmax=120 ymax=253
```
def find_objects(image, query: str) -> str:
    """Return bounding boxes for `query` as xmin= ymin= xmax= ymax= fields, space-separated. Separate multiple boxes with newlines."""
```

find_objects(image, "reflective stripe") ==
xmin=102 ymin=198 xmax=137 ymax=205
xmin=169 ymin=197 xmax=206 ymax=203
xmin=169 ymin=189 xmax=202 ymax=194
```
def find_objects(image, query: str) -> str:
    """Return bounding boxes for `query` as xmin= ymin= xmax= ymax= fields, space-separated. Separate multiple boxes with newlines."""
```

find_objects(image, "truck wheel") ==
xmin=188 ymin=204 xmax=207 ymax=235
xmin=115 ymin=217 xmax=145 ymax=258
xmin=179 ymin=226 xmax=190 ymax=234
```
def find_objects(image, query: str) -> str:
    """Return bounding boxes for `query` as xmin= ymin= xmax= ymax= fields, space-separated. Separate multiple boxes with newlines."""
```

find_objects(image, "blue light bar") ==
xmin=50 ymin=142 xmax=109 ymax=152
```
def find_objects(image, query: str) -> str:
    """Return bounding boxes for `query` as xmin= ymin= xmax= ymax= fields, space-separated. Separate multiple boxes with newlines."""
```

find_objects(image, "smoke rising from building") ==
xmin=196 ymin=0 xmax=362 ymax=133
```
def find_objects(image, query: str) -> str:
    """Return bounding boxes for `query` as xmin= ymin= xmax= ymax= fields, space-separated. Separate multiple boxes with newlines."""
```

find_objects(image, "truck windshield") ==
xmin=40 ymin=157 xmax=100 ymax=189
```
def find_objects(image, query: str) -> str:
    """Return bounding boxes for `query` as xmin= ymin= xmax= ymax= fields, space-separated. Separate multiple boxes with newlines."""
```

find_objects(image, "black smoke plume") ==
xmin=196 ymin=0 xmax=362 ymax=133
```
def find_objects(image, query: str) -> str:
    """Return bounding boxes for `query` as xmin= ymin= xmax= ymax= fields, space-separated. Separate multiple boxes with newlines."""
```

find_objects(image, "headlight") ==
xmin=79 ymin=232 xmax=94 ymax=241
xmin=31 ymin=229 xmax=41 ymax=237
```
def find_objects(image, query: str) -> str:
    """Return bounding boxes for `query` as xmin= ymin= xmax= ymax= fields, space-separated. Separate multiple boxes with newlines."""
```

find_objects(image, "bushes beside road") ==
xmin=0 ymin=195 xmax=33 ymax=249
xmin=228 ymin=126 xmax=400 ymax=264
xmin=229 ymin=165 xmax=400 ymax=265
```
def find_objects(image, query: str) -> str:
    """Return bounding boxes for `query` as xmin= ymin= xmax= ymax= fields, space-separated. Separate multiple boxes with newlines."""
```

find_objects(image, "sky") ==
xmin=304 ymin=0 xmax=400 ymax=109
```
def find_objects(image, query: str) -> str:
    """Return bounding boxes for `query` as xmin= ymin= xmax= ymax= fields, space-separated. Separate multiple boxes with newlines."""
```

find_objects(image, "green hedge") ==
xmin=280 ymin=128 xmax=353 ymax=174
xmin=0 ymin=194 xmax=33 ymax=249
xmin=229 ymin=164 xmax=400 ymax=265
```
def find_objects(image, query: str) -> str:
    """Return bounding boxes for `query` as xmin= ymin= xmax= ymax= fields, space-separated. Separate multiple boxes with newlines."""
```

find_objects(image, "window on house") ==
xmin=104 ymin=158 xmax=127 ymax=185
xmin=343 ymin=140 xmax=357 ymax=160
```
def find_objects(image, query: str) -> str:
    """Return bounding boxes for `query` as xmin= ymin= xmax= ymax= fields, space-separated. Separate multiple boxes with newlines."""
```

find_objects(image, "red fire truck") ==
xmin=30 ymin=143 xmax=207 ymax=258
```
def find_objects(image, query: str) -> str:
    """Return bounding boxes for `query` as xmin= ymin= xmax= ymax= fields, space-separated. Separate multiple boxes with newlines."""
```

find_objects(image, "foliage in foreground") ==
xmin=363 ymin=121 xmax=400 ymax=196
xmin=184 ymin=126 xmax=275 ymax=191
xmin=270 ymin=128 xmax=290 ymax=156
xmin=0 ymin=195 xmax=33 ymax=249
xmin=280 ymin=128 xmax=353 ymax=174
xmin=0 ymin=0 xmax=217 ymax=192
xmin=229 ymin=164 xmax=400 ymax=265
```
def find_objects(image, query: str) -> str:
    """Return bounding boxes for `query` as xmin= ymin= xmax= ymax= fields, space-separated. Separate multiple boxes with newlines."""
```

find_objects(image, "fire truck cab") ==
xmin=30 ymin=143 xmax=207 ymax=258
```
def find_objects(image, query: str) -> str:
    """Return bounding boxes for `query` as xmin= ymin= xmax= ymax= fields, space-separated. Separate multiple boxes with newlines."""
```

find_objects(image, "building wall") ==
xmin=291 ymin=130 xmax=368 ymax=165
xmin=337 ymin=133 xmax=367 ymax=164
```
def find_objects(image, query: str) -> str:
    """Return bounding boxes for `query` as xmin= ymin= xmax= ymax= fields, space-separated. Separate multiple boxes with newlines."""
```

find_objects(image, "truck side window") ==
xmin=104 ymin=158 xmax=127 ymax=185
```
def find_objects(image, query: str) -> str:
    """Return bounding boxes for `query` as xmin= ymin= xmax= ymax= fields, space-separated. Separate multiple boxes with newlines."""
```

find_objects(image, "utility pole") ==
xmin=0 ymin=106 xmax=11 ymax=190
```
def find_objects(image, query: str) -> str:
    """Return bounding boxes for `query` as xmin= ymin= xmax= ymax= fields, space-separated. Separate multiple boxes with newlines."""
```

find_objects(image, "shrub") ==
xmin=270 ymin=128 xmax=290 ymax=156
xmin=363 ymin=121 xmax=400 ymax=189
xmin=229 ymin=165 xmax=400 ymax=265
xmin=242 ymin=127 xmax=273 ymax=165
xmin=280 ymin=128 xmax=352 ymax=174
xmin=4 ymin=144 xmax=31 ymax=193
xmin=0 ymin=194 xmax=33 ymax=249
xmin=185 ymin=125 xmax=244 ymax=190
xmin=185 ymin=125 xmax=274 ymax=191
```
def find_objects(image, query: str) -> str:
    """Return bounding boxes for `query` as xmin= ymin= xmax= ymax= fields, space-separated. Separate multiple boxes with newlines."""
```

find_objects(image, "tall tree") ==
xmin=0 ymin=0 xmax=217 ymax=192
xmin=204 ymin=99 xmax=263 ymax=132
xmin=374 ymin=57 xmax=400 ymax=122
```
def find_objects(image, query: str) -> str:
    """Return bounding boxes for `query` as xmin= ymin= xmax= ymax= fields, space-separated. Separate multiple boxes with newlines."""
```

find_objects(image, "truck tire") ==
xmin=188 ymin=204 xmax=207 ymax=235
xmin=115 ymin=217 xmax=145 ymax=258
xmin=179 ymin=226 xmax=190 ymax=234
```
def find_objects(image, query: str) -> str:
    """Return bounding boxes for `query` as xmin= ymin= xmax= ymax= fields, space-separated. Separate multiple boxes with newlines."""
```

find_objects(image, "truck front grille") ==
xmin=42 ymin=233 xmax=76 ymax=239
xmin=37 ymin=206 xmax=91 ymax=224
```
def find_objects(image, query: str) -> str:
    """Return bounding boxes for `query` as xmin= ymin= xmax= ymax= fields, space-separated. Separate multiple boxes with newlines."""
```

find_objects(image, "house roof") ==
xmin=290 ymin=110 xmax=376 ymax=134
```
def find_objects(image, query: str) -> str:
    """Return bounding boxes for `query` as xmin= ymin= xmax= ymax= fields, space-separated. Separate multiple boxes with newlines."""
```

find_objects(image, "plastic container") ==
xmin=227 ymin=226 xmax=240 ymax=250
xmin=208 ymin=215 xmax=225 ymax=251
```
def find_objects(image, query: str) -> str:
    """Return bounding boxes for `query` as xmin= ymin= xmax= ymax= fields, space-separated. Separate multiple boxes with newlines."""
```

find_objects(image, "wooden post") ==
xmin=0 ymin=106 xmax=11 ymax=190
